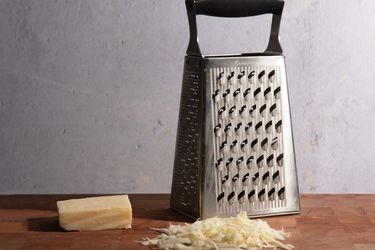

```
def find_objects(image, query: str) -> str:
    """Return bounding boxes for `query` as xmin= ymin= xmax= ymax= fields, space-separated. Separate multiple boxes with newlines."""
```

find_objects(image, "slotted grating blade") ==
xmin=210 ymin=65 xmax=286 ymax=215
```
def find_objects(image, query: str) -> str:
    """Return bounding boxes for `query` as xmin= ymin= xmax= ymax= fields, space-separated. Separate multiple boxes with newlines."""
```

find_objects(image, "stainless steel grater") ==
xmin=171 ymin=0 xmax=300 ymax=219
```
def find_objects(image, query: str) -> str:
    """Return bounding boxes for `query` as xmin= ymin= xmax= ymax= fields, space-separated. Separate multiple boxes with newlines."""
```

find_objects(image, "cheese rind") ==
xmin=57 ymin=195 xmax=132 ymax=231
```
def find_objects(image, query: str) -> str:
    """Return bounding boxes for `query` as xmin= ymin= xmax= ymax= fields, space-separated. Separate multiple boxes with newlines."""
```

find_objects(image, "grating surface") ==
xmin=210 ymin=65 xmax=286 ymax=215
xmin=171 ymin=65 xmax=202 ymax=218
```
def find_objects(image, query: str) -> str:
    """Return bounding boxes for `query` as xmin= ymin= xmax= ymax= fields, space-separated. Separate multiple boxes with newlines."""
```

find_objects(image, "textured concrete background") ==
xmin=1 ymin=0 xmax=374 ymax=194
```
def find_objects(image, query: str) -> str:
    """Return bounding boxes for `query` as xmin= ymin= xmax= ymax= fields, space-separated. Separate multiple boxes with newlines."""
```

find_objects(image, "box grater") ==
xmin=171 ymin=0 xmax=300 ymax=219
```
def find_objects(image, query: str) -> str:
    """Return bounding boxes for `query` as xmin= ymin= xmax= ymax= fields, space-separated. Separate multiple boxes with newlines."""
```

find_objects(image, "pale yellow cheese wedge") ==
xmin=57 ymin=195 xmax=132 ymax=231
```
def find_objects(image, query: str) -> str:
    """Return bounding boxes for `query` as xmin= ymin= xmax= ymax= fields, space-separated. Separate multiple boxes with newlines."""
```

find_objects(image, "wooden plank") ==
xmin=0 ymin=194 xmax=374 ymax=249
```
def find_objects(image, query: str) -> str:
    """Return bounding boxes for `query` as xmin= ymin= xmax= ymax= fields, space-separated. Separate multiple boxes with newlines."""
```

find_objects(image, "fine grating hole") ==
xmin=246 ymin=156 xmax=254 ymax=167
xmin=230 ymin=140 xmax=238 ymax=152
xmin=262 ymin=171 xmax=270 ymax=184
xmin=275 ymin=120 xmax=282 ymax=133
xmin=264 ymin=87 xmax=271 ymax=99
xmin=257 ymin=155 xmax=264 ymax=168
xmin=229 ymin=106 xmax=236 ymax=114
xmin=258 ymin=188 xmax=265 ymax=202
xmin=236 ymin=156 xmax=244 ymax=166
xmin=274 ymin=86 xmax=281 ymax=99
xmin=248 ymin=189 xmax=256 ymax=202
xmin=243 ymin=173 xmax=250 ymax=183
xmin=219 ymin=141 xmax=227 ymax=150
xmin=255 ymin=121 xmax=262 ymax=134
xmin=228 ymin=191 xmax=235 ymax=204
xmin=235 ymin=122 xmax=242 ymax=132
xmin=252 ymin=172 xmax=260 ymax=184
xmin=268 ymin=187 xmax=276 ymax=201
xmin=248 ymin=70 xmax=255 ymax=79
xmin=277 ymin=153 xmax=283 ymax=166
xmin=226 ymin=157 xmax=234 ymax=167
xmin=271 ymin=137 xmax=278 ymax=150
xmin=244 ymin=88 xmax=251 ymax=98
xmin=229 ymin=107 xmax=236 ymax=119
xmin=258 ymin=70 xmax=265 ymax=80
xmin=273 ymin=170 xmax=280 ymax=183
xmin=239 ymin=105 xmax=246 ymax=116
xmin=240 ymin=139 xmax=248 ymax=149
xmin=245 ymin=122 xmax=252 ymax=133
xmin=250 ymin=104 xmax=256 ymax=117
xmin=238 ymin=190 xmax=246 ymax=203
xmin=267 ymin=154 xmax=274 ymax=167
xmin=254 ymin=87 xmax=261 ymax=99
xmin=232 ymin=174 xmax=239 ymax=184
xmin=261 ymin=138 xmax=268 ymax=151
xmin=212 ymin=89 xmax=220 ymax=99
xmin=260 ymin=104 xmax=267 ymax=117
xmin=265 ymin=121 xmax=273 ymax=134
xmin=224 ymin=123 xmax=232 ymax=133
xmin=218 ymin=106 xmax=226 ymax=116
xmin=278 ymin=187 xmax=285 ymax=200
xmin=223 ymin=89 xmax=230 ymax=98
xmin=214 ymin=124 xmax=221 ymax=134
xmin=268 ymin=70 xmax=275 ymax=79
xmin=217 ymin=192 xmax=225 ymax=204
xmin=237 ymin=71 xmax=245 ymax=80
xmin=215 ymin=157 xmax=223 ymax=168
xmin=217 ymin=72 xmax=224 ymax=81
xmin=270 ymin=103 xmax=277 ymax=116
xmin=227 ymin=71 xmax=234 ymax=80
xmin=233 ymin=88 xmax=241 ymax=97
xmin=221 ymin=175 xmax=229 ymax=184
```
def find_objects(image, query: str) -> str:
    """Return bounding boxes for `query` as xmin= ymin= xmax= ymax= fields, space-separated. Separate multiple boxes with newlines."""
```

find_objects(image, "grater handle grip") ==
xmin=186 ymin=0 xmax=284 ymax=56
xmin=194 ymin=0 xmax=284 ymax=17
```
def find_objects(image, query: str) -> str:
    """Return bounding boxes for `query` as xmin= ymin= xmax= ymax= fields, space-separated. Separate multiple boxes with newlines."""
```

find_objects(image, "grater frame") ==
xmin=171 ymin=0 xmax=300 ymax=219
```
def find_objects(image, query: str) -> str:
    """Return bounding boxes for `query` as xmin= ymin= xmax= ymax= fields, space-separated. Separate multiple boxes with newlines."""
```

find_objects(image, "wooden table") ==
xmin=0 ymin=194 xmax=374 ymax=250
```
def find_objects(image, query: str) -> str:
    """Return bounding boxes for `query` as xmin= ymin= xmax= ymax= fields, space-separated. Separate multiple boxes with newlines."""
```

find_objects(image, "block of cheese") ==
xmin=57 ymin=195 xmax=132 ymax=231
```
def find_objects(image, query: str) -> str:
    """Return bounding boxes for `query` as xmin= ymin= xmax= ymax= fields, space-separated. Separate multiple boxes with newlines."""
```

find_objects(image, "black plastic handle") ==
xmin=185 ymin=0 xmax=284 ymax=56
xmin=195 ymin=0 xmax=284 ymax=17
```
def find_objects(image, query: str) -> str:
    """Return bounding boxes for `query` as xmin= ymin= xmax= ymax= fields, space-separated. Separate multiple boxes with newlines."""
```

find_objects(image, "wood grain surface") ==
xmin=0 ymin=194 xmax=374 ymax=250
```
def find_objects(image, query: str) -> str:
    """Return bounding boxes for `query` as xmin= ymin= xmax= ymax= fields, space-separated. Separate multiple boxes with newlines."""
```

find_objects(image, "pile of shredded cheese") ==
xmin=140 ymin=211 xmax=293 ymax=250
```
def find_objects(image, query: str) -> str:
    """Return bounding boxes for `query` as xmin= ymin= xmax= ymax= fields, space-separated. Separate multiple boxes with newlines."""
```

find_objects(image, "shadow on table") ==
xmin=27 ymin=216 xmax=65 ymax=232
xmin=133 ymin=208 xmax=193 ymax=223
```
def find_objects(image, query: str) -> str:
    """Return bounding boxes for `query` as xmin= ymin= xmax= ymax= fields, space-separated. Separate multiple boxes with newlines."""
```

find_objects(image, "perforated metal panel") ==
xmin=170 ymin=57 xmax=204 ymax=218
xmin=210 ymin=64 xmax=287 ymax=215
xmin=171 ymin=55 xmax=300 ymax=219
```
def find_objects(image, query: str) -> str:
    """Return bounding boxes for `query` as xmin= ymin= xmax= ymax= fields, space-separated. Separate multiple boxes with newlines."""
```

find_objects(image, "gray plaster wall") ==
xmin=0 ymin=0 xmax=374 ymax=194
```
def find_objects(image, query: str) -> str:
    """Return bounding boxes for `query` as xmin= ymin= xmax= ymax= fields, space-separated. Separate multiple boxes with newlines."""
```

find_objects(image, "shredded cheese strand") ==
xmin=140 ymin=212 xmax=293 ymax=250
